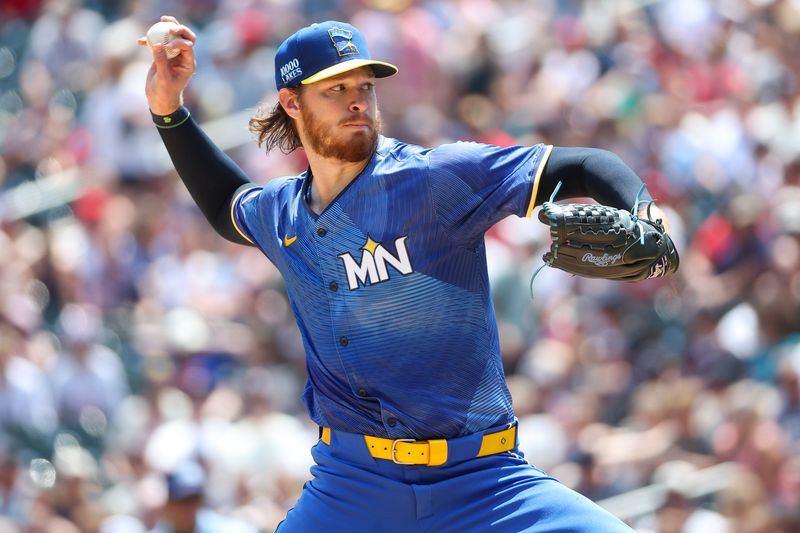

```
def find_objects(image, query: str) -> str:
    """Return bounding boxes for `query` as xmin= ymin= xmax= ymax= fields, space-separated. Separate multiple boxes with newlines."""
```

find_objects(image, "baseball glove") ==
xmin=536 ymin=201 xmax=679 ymax=282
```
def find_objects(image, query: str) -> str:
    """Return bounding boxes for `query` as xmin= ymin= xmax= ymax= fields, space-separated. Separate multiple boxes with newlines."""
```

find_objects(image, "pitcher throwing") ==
xmin=140 ymin=15 xmax=677 ymax=532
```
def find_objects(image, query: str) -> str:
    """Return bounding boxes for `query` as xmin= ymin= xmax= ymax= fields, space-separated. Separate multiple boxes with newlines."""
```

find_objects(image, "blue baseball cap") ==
xmin=274 ymin=21 xmax=398 ymax=90
xmin=165 ymin=461 xmax=205 ymax=500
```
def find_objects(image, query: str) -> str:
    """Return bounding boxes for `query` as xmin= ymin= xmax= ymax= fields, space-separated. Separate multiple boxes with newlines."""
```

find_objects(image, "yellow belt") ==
xmin=320 ymin=425 xmax=517 ymax=467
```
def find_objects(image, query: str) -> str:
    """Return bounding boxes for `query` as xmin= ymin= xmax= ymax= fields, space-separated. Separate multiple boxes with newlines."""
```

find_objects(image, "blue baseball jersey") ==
xmin=232 ymin=136 xmax=552 ymax=439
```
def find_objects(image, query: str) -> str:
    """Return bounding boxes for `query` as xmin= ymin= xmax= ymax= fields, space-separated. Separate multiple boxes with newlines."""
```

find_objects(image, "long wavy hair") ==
xmin=248 ymin=87 xmax=303 ymax=154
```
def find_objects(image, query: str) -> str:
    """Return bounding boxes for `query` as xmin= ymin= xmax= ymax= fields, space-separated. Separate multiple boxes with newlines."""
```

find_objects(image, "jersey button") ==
xmin=329 ymin=281 xmax=338 ymax=291
xmin=317 ymin=227 xmax=327 ymax=237
xmin=357 ymin=388 xmax=367 ymax=397
xmin=387 ymin=417 xmax=398 ymax=427
xmin=339 ymin=336 xmax=349 ymax=346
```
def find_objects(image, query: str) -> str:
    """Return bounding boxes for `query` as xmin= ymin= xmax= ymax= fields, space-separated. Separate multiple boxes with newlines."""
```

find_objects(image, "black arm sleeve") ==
xmin=535 ymin=146 xmax=652 ymax=210
xmin=154 ymin=106 xmax=255 ymax=245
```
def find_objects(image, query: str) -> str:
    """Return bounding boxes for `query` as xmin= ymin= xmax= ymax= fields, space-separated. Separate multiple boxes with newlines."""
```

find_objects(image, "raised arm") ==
xmin=139 ymin=16 xmax=255 ymax=245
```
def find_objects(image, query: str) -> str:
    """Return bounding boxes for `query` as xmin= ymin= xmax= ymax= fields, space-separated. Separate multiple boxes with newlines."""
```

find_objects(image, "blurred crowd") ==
xmin=1 ymin=0 xmax=799 ymax=532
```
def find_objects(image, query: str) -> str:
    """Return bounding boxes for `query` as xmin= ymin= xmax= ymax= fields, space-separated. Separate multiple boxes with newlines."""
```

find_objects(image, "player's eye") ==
xmin=330 ymin=84 xmax=345 ymax=92
xmin=362 ymin=82 xmax=375 ymax=91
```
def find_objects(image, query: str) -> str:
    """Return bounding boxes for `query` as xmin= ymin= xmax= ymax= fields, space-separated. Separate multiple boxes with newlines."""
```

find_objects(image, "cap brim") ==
xmin=301 ymin=59 xmax=398 ymax=85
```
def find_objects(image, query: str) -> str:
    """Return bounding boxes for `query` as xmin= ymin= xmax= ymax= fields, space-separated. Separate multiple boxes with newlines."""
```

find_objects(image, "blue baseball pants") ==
xmin=275 ymin=424 xmax=634 ymax=532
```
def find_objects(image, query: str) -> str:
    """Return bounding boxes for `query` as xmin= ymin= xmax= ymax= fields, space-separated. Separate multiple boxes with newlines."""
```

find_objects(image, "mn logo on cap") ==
xmin=328 ymin=27 xmax=359 ymax=57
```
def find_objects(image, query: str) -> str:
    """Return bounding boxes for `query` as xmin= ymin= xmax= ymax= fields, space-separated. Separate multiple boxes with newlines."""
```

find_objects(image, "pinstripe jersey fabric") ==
xmin=233 ymin=136 xmax=551 ymax=439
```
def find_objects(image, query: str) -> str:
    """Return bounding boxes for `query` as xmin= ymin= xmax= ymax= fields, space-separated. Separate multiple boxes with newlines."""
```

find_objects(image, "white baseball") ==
xmin=146 ymin=21 xmax=181 ymax=59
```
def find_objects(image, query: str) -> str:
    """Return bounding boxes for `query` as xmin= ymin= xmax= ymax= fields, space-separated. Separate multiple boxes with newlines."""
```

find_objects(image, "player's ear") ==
xmin=279 ymin=88 xmax=302 ymax=119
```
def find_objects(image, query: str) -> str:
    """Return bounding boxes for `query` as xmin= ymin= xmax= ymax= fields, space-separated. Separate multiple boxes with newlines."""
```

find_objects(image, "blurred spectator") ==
xmin=149 ymin=461 xmax=256 ymax=533
xmin=0 ymin=445 xmax=30 ymax=525
xmin=49 ymin=303 xmax=128 ymax=452
xmin=0 ymin=324 xmax=58 ymax=455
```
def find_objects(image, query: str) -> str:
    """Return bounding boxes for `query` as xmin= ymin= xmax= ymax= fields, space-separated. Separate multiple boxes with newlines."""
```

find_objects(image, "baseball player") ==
xmin=141 ymin=15 xmax=675 ymax=532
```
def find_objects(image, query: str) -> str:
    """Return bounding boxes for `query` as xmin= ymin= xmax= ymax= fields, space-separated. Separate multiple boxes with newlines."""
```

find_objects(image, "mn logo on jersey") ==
xmin=338 ymin=236 xmax=413 ymax=290
xmin=328 ymin=27 xmax=359 ymax=57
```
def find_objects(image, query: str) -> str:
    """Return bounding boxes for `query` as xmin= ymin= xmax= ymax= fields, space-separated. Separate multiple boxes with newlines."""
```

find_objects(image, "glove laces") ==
xmin=529 ymin=181 xmax=563 ymax=298
xmin=632 ymin=184 xmax=649 ymax=246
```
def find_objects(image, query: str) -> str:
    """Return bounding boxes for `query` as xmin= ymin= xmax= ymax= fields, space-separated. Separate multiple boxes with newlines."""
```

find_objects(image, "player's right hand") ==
xmin=137 ymin=15 xmax=197 ymax=115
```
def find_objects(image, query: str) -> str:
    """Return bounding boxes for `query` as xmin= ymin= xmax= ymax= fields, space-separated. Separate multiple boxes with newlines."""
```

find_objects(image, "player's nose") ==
xmin=347 ymin=90 xmax=370 ymax=113
xmin=348 ymin=98 xmax=367 ymax=113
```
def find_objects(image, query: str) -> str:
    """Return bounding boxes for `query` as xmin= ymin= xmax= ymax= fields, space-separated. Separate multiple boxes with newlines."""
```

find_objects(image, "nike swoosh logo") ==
xmin=283 ymin=234 xmax=297 ymax=247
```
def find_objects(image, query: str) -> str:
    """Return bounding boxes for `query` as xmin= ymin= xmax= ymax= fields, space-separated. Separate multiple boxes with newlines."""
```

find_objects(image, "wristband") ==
xmin=151 ymin=106 xmax=191 ymax=129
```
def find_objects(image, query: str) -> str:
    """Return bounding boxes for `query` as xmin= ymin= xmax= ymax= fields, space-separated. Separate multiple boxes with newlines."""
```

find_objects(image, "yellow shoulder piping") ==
xmin=526 ymin=144 xmax=554 ymax=217
xmin=230 ymin=187 xmax=255 ymax=244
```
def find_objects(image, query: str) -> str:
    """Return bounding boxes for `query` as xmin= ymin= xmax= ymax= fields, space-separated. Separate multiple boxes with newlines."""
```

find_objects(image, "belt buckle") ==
xmin=391 ymin=438 xmax=417 ymax=464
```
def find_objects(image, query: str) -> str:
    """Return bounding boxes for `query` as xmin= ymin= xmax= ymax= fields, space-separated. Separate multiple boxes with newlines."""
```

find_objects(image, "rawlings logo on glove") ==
xmin=581 ymin=252 xmax=623 ymax=267
xmin=533 ymin=186 xmax=679 ymax=285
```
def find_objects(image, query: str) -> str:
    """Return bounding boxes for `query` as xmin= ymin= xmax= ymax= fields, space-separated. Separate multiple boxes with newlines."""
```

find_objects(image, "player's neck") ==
xmin=306 ymin=152 xmax=371 ymax=214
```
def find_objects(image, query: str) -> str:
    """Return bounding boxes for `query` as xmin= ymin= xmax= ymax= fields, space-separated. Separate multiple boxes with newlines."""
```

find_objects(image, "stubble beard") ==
xmin=300 ymin=107 xmax=382 ymax=163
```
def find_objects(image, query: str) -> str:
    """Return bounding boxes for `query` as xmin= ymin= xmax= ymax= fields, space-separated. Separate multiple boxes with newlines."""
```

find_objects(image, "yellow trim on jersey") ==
xmin=230 ymin=188 xmax=255 ymax=244
xmin=526 ymin=144 xmax=554 ymax=217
